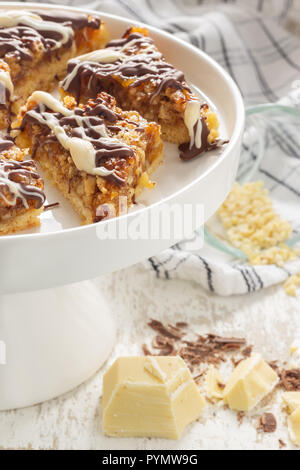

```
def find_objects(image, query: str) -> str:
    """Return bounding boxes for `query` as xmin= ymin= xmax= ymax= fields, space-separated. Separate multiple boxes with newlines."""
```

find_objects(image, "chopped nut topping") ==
xmin=237 ymin=411 xmax=245 ymax=426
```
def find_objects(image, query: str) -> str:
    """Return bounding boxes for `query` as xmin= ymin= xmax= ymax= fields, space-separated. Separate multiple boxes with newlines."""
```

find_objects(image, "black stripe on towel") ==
xmin=148 ymin=257 xmax=160 ymax=278
xmin=257 ymin=18 xmax=300 ymax=72
xmin=198 ymin=256 xmax=215 ymax=292
xmin=251 ymin=267 xmax=264 ymax=289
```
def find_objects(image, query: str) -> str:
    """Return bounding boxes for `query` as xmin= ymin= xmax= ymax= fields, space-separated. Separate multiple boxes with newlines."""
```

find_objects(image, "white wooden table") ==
xmin=1 ymin=264 xmax=299 ymax=450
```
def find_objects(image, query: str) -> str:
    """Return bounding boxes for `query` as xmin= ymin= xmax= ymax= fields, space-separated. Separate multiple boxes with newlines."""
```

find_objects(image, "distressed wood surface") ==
xmin=0 ymin=264 xmax=300 ymax=450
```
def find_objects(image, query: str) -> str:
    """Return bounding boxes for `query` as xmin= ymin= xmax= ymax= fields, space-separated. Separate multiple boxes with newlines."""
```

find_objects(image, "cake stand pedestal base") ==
xmin=0 ymin=280 xmax=116 ymax=411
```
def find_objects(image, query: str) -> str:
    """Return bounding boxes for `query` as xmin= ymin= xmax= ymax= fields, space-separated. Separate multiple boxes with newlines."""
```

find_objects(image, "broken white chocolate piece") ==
xmin=205 ymin=366 xmax=225 ymax=399
xmin=223 ymin=353 xmax=278 ymax=411
xmin=144 ymin=356 xmax=167 ymax=382
xmin=102 ymin=356 xmax=206 ymax=439
xmin=282 ymin=392 xmax=300 ymax=413
xmin=288 ymin=407 xmax=300 ymax=446
xmin=290 ymin=343 xmax=298 ymax=356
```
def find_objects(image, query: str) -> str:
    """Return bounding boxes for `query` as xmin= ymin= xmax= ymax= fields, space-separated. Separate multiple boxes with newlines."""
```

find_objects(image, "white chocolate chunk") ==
xmin=223 ymin=353 xmax=278 ymax=411
xmin=144 ymin=356 xmax=167 ymax=383
xmin=288 ymin=407 xmax=300 ymax=446
xmin=282 ymin=392 xmax=300 ymax=414
xmin=102 ymin=356 xmax=206 ymax=439
xmin=205 ymin=366 xmax=225 ymax=400
xmin=290 ymin=342 xmax=299 ymax=356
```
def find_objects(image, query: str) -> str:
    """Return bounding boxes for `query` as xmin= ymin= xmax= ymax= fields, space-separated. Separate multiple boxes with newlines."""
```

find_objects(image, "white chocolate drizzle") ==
xmin=61 ymin=31 xmax=178 ymax=101
xmin=27 ymin=92 xmax=114 ymax=177
xmin=61 ymin=34 xmax=156 ymax=92
xmin=24 ymin=92 xmax=133 ymax=181
xmin=0 ymin=11 xmax=73 ymax=49
xmin=183 ymin=100 xmax=203 ymax=150
xmin=0 ymin=67 xmax=14 ymax=99
xmin=61 ymin=48 xmax=124 ymax=91
xmin=0 ymin=159 xmax=45 ymax=209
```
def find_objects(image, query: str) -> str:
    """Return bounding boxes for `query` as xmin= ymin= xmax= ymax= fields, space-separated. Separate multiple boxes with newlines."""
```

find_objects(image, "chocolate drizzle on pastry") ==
xmin=61 ymin=28 xmax=226 ymax=161
xmin=105 ymin=32 xmax=190 ymax=97
xmin=0 ymin=11 xmax=75 ymax=61
xmin=35 ymin=11 xmax=101 ymax=31
xmin=62 ymin=31 xmax=190 ymax=104
xmin=0 ymin=135 xmax=14 ymax=152
xmin=0 ymin=157 xmax=45 ymax=209
xmin=0 ymin=10 xmax=101 ymax=106
xmin=179 ymin=118 xmax=211 ymax=161
xmin=19 ymin=91 xmax=137 ymax=185
xmin=0 ymin=10 xmax=100 ymax=61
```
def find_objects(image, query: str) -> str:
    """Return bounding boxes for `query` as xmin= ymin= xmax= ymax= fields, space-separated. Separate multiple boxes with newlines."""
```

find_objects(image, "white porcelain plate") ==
xmin=0 ymin=2 xmax=244 ymax=294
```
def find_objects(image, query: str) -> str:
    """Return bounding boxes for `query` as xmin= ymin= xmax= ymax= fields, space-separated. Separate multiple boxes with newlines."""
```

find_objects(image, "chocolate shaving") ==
xmin=211 ymin=336 xmax=246 ymax=346
xmin=279 ymin=439 xmax=286 ymax=449
xmin=269 ymin=360 xmax=281 ymax=374
xmin=176 ymin=322 xmax=188 ymax=329
xmin=258 ymin=413 xmax=277 ymax=433
xmin=44 ymin=202 xmax=60 ymax=211
xmin=231 ymin=357 xmax=243 ymax=367
xmin=193 ymin=369 xmax=207 ymax=383
xmin=142 ymin=344 xmax=151 ymax=356
xmin=205 ymin=396 xmax=215 ymax=405
xmin=237 ymin=411 xmax=245 ymax=426
xmin=179 ymin=334 xmax=246 ymax=366
xmin=145 ymin=319 xmax=249 ymax=374
xmin=151 ymin=335 xmax=176 ymax=356
xmin=279 ymin=368 xmax=300 ymax=392
xmin=242 ymin=346 xmax=253 ymax=358
xmin=147 ymin=319 xmax=184 ymax=340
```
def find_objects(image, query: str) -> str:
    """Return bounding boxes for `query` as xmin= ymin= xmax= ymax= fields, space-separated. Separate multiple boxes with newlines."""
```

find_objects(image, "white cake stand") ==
xmin=0 ymin=3 xmax=244 ymax=410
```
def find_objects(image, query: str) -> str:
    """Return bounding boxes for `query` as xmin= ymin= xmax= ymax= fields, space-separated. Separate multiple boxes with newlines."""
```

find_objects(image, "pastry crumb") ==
xmin=284 ymin=272 xmax=300 ymax=296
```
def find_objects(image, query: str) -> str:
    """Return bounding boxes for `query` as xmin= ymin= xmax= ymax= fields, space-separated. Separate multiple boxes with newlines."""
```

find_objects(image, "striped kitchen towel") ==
xmin=19 ymin=0 xmax=300 ymax=295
